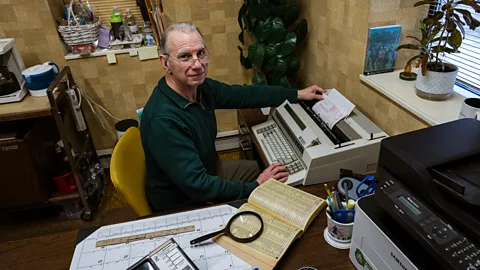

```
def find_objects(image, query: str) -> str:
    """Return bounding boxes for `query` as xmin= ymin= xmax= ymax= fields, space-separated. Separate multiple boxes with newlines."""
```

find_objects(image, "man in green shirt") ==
xmin=141 ymin=22 xmax=324 ymax=212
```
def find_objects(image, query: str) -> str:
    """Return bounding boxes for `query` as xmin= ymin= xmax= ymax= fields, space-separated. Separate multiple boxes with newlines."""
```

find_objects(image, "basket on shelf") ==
xmin=58 ymin=20 xmax=101 ymax=46
xmin=57 ymin=1 xmax=101 ymax=46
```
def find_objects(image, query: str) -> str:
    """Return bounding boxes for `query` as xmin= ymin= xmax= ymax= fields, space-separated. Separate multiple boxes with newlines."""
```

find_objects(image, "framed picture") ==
xmin=364 ymin=25 xmax=402 ymax=75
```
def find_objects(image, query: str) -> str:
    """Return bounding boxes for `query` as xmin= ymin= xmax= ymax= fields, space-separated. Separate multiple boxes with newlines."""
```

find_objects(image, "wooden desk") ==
xmin=276 ymin=184 xmax=355 ymax=270
xmin=0 ymin=183 xmax=355 ymax=270
xmin=0 ymin=94 xmax=51 ymax=122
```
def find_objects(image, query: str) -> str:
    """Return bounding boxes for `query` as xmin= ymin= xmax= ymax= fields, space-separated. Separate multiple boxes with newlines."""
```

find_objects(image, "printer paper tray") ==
xmin=430 ymin=155 xmax=480 ymax=209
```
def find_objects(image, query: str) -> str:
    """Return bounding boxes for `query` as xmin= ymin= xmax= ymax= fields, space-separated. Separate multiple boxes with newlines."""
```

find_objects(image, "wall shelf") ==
xmin=64 ymin=46 xmax=159 ymax=61
xmin=360 ymin=70 xmax=477 ymax=125
xmin=64 ymin=48 xmax=137 ymax=60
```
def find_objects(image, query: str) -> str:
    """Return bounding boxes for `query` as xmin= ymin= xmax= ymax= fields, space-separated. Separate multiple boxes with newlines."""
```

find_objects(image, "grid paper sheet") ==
xmin=69 ymin=205 xmax=252 ymax=270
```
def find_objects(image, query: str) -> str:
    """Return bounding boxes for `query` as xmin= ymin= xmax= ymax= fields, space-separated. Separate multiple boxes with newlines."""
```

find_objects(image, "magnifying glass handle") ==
xmin=190 ymin=230 xmax=224 ymax=245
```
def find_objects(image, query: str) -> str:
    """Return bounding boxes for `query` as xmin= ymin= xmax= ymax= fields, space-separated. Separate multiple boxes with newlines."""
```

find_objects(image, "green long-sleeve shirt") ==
xmin=140 ymin=77 xmax=297 ymax=212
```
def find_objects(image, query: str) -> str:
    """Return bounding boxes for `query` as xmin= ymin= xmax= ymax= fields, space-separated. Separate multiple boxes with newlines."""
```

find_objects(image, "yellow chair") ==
xmin=110 ymin=127 xmax=152 ymax=216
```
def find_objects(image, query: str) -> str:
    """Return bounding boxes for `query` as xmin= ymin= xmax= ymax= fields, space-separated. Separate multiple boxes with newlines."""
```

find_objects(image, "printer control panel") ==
xmin=378 ymin=176 xmax=480 ymax=270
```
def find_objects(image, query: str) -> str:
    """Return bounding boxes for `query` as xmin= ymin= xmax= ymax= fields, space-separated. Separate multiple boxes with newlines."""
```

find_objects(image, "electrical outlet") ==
xmin=67 ymin=89 xmax=87 ymax=131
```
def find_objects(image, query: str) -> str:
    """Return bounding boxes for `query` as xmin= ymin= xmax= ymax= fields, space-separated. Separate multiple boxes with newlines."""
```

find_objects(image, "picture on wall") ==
xmin=363 ymin=25 xmax=402 ymax=76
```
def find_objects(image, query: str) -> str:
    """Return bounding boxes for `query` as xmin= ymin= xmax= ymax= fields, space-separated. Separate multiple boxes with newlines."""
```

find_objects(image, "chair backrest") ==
xmin=110 ymin=127 xmax=152 ymax=216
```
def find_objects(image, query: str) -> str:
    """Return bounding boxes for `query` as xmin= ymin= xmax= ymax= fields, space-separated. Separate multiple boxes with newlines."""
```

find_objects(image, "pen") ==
xmin=331 ymin=192 xmax=338 ymax=210
xmin=343 ymin=181 xmax=349 ymax=203
xmin=324 ymin=184 xmax=333 ymax=198
xmin=334 ymin=191 xmax=344 ymax=210
xmin=327 ymin=196 xmax=335 ymax=211
xmin=326 ymin=205 xmax=332 ymax=217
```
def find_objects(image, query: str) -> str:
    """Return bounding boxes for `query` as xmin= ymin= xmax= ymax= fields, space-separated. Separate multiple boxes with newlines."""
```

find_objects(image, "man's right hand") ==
xmin=256 ymin=162 xmax=289 ymax=185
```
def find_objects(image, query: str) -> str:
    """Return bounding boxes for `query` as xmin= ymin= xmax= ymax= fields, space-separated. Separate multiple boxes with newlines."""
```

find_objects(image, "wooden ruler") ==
xmin=95 ymin=225 xmax=195 ymax=247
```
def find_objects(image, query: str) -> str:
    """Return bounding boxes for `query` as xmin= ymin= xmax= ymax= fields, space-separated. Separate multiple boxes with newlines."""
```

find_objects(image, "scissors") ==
xmin=356 ymin=175 xmax=376 ymax=199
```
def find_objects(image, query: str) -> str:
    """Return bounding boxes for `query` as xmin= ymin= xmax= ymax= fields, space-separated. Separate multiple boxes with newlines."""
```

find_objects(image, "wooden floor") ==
xmin=0 ymin=152 xmax=241 ymax=243
xmin=0 ymin=184 xmax=136 ymax=244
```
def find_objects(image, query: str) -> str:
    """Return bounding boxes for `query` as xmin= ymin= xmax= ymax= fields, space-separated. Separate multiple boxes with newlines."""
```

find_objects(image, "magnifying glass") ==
xmin=190 ymin=211 xmax=264 ymax=245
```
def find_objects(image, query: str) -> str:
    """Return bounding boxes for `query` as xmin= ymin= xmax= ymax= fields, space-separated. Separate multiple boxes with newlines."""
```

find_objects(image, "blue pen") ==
xmin=327 ymin=196 xmax=335 ymax=211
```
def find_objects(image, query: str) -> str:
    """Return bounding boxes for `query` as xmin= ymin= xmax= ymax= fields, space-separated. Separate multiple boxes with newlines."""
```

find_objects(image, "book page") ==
xmin=248 ymin=180 xmax=325 ymax=230
xmin=216 ymin=203 xmax=301 ymax=269
xmin=312 ymin=88 xmax=355 ymax=129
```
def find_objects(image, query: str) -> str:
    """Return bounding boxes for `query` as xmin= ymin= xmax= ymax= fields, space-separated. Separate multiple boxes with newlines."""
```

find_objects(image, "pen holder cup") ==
xmin=326 ymin=211 xmax=354 ymax=243
xmin=332 ymin=209 xmax=355 ymax=224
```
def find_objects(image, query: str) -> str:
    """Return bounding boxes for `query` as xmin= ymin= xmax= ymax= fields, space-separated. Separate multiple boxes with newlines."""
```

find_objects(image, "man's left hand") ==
xmin=297 ymin=85 xmax=325 ymax=101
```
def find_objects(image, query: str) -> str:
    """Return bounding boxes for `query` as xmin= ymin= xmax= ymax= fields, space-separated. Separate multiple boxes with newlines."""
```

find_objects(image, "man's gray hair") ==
xmin=160 ymin=22 xmax=205 ymax=55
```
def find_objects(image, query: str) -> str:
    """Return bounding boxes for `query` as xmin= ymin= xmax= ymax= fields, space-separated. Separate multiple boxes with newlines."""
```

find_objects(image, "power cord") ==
xmin=74 ymin=84 xmax=120 ymax=136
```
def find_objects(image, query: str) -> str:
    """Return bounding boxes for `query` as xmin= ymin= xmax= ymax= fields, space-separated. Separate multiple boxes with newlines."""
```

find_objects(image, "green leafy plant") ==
xmin=237 ymin=0 xmax=308 ymax=88
xmin=397 ymin=0 xmax=480 ymax=75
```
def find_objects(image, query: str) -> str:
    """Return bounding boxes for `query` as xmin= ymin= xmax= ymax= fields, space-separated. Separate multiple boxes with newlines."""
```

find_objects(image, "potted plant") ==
xmin=397 ymin=0 xmax=480 ymax=100
xmin=237 ymin=0 xmax=308 ymax=88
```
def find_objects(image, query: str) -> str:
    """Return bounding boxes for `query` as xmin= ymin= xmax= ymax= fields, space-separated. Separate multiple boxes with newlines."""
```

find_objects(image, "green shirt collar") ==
xmin=158 ymin=77 xmax=190 ymax=109
xmin=158 ymin=77 xmax=205 ymax=110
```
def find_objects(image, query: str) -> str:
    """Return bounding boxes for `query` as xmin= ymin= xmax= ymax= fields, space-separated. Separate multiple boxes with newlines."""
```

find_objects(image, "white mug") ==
xmin=459 ymin=98 xmax=480 ymax=120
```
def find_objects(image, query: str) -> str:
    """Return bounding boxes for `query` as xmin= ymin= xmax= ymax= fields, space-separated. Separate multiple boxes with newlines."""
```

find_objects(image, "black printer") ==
xmin=374 ymin=118 xmax=480 ymax=270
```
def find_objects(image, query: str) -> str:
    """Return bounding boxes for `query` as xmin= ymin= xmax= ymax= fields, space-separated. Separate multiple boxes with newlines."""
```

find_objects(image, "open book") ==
xmin=312 ymin=88 xmax=355 ymax=129
xmin=215 ymin=180 xmax=326 ymax=270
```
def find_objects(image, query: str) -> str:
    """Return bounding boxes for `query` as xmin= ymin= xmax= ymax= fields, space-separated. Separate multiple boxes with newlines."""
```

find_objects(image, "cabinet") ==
xmin=0 ymin=118 xmax=56 ymax=208
xmin=0 ymin=67 xmax=104 ymax=221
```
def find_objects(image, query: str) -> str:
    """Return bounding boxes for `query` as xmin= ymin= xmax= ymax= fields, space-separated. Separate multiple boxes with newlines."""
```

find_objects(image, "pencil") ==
xmin=324 ymin=184 xmax=333 ymax=198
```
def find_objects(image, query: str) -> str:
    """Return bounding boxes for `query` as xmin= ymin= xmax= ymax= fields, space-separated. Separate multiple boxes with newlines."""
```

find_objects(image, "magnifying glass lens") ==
xmin=190 ymin=210 xmax=264 ymax=245
xmin=229 ymin=213 xmax=262 ymax=239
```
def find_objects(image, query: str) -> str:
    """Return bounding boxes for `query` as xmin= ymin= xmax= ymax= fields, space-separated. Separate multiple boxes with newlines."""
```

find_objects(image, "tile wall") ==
xmin=0 ymin=0 xmax=247 ymax=149
xmin=296 ymin=0 xmax=430 ymax=135
xmin=1 ymin=0 xmax=434 ymax=149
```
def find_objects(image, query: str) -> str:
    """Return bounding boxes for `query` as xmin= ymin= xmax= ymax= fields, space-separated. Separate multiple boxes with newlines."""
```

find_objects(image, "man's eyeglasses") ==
xmin=164 ymin=49 xmax=210 ymax=66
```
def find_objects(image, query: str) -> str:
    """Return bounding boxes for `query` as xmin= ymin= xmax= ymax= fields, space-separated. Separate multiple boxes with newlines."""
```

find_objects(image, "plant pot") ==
xmin=415 ymin=63 xmax=459 ymax=101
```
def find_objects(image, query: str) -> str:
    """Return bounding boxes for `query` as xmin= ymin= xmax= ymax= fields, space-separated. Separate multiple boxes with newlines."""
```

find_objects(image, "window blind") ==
xmin=428 ymin=3 xmax=437 ymax=16
xmin=63 ymin=0 xmax=145 ymax=27
xmin=431 ymin=3 xmax=480 ymax=94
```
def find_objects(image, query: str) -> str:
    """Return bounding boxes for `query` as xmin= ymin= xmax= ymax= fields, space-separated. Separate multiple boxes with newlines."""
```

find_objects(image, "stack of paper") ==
xmin=312 ymin=88 xmax=355 ymax=129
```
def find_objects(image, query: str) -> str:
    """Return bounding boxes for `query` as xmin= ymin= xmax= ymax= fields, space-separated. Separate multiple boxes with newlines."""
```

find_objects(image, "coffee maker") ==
xmin=0 ymin=38 xmax=28 ymax=104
